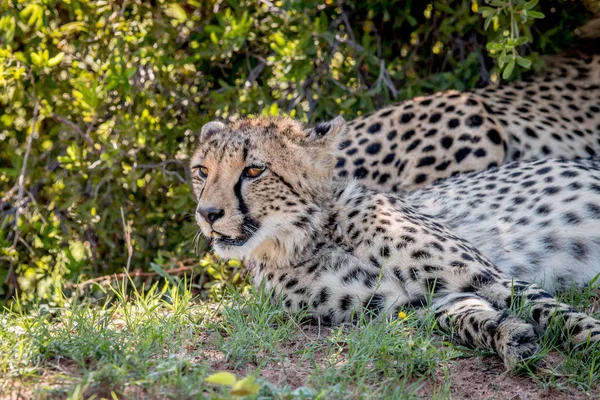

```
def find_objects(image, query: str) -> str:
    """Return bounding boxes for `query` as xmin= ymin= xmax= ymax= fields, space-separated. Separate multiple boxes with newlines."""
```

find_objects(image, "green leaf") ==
xmin=165 ymin=3 xmax=187 ymax=23
xmin=516 ymin=56 xmax=532 ymax=69
xmin=527 ymin=11 xmax=545 ymax=19
xmin=486 ymin=42 xmax=504 ymax=51
xmin=230 ymin=376 xmax=260 ymax=396
xmin=513 ymin=36 xmax=530 ymax=46
xmin=479 ymin=7 xmax=496 ymax=18
xmin=502 ymin=59 xmax=515 ymax=79
xmin=150 ymin=262 xmax=177 ymax=285
xmin=524 ymin=0 xmax=539 ymax=11
xmin=205 ymin=372 xmax=237 ymax=386
xmin=47 ymin=52 xmax=65 ymax=67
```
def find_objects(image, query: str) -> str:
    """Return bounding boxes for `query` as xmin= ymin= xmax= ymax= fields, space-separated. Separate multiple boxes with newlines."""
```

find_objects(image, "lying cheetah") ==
xmin=335 ymin=52 xmax=600 ymax=192
xmin=404 ymin=157 xmax=600 ymax=294
xmin=190 ymin=116 xmax=600 ymax=368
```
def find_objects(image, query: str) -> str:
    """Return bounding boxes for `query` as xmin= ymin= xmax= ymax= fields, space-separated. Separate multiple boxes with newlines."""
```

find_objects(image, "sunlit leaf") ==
xmin=204 ymin=372 xmax=237 ymax=386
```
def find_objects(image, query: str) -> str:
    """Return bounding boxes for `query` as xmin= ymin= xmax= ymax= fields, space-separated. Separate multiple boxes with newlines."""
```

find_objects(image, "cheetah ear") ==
xmin=303 ymin=116 xmax=347 ymax=147
xmin=200 ymin=120 xmax=226 ymax=141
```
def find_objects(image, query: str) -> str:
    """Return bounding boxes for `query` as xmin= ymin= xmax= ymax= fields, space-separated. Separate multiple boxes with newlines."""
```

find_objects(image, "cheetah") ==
xmin=190 ymin=116 xmax=600 ymax=368
xmin=334 ymin=52 xmax=600 ymax=192
xmin=404 ymin=157 xmax=600 ymax=294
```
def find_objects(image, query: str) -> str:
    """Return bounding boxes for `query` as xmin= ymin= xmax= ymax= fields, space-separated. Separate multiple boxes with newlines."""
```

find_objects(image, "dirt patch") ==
xmin=420 ymin=353 xmax=596 ymax=400
xmin=195 ymin=325 xmax=334 ymax=389
xmin=196 ymin=325 xmax=598 ymax=399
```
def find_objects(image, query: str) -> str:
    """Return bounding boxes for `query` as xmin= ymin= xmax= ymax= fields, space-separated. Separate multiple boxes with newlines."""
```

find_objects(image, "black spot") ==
xmin=525 ymin=127 xmax=538 ymax=138
xmin=340 ymin=295 xmax=353 ymax=312
xmin=417 ymin=156 xmax=436 ymax=167
xmin=401 ymin=129 xmax=416 ymax=141
xmin=354 ymin=167 xmax=368 ymax=179
xmin=465 ymin=115 xmax=483 ymax=127
xmin=429 ymin=113 xmax=442 ymax=123
xmin=366 ymin=143 xmax=382 ymax=154
xmin=448 ymin=118 xmax=460 ymax=129
xmin=339 ymin=140 xmax=352 ymax=150
xmin=400 ymin=112 xmax=415 ymax=124
xmin=424 ymin=129 xmax=438 ymax=137
xmin=536 ymin=167 xmax=552 ymax=175
xmin=586 ymin=203 xmax=600 ymax=219
xmin=454 ymin=147 xmax=472 ymax=163
xmin=570 ymin=240 xmax=588 ymax=261
xmin=285 ymin=278 xmax=298 ymax=289
xmin=461 ymin=253 xmax=474 ymax=262
xmin=562 ymin=212 xmax=581 ymax=225
xmin=411 ymin=250 xmax=432 ymax=259
xmin=521 ymin=180 xmax=536 ymax=188
xmin=414 ymin=174 xmax=428 ymax=184
xmin=387 ymin=130 xmax=397 ymax=140
xmin=536 ymin=205 xmax=551 ymax=215
xmin=407 ymin=139 xmax=422 ymax=152
xmin=435 ymin=161 xmax=451 ymax=171
xmin=473 ymin=148 xmax=486 ymax=158
xmin=378 ymin=174 xmax=390 ymax=184
xmin=487 ymin=129 xmax=502 ymax=145
xmin=543 ymin=186 xmax=560 ymax=195
xmin=382 ymin=153 xmax=395 ymax=165
xmin=585 ymin=146 xmax=597 ymax=157
xmin=441 ymin=136 xmax=454 ymax=149
xmin=367 ymin=123 xmax=382 ymax=134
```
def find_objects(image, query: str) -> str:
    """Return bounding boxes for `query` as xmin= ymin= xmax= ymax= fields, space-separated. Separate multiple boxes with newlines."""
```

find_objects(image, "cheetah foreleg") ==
xmin=432 ymin=292 xmax=539 ymax=369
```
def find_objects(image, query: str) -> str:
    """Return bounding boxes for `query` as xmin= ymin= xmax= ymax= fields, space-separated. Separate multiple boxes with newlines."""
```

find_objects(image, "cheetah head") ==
xmin=190 ymin=116 xmax=346 ymax=262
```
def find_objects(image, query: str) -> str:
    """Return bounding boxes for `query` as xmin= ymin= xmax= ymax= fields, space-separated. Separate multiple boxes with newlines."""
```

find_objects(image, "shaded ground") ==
xmin=2 ymin=287 xmax=599 ymax=399
xmin=193 ymin=324 xmax=599 ymax=399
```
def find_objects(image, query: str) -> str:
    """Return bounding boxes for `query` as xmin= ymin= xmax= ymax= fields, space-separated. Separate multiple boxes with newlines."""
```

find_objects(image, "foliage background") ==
xmin=0 ymin=0 xmax=596 ymax=306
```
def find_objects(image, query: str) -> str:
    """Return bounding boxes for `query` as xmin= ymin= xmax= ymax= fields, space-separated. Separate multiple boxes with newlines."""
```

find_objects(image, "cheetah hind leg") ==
xmin=475 ymin=279 xmax=600 ymax=348
xmin=432 ymin=292 xmax=539 ymax=370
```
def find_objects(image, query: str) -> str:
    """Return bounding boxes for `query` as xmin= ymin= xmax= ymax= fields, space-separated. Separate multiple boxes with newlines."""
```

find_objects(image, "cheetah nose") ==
xmin=197 ymin=206 xmax=225 ymax=224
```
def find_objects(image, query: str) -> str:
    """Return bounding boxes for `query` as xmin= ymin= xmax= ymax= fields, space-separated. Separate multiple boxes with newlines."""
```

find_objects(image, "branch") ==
xmin=52 ymin=113 xmax=101 ymax=152
xmin=120 ymin=207 xmax=133 ymax=293
xmin=4 ymin=100 xmax=39 ymax=297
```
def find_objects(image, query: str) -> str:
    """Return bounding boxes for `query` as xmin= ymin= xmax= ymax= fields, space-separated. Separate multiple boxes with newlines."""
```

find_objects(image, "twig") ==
xmin=52 ymin=113 xmax=100 ymax=152
xmin=66 ymin=264 xmax=197 ymax=291
xmin=5 ymin=100 xmax=39 ymax=297
xmin=374 ymin=59 xmax=398 ymax=99
xmin=135 ymin=159 xmax=189 ymax=184
xmin=120 ymin=207 xmax=133 ymax=293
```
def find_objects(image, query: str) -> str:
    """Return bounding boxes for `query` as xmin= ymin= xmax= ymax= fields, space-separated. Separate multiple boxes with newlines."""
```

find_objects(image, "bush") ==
xmin=0 ymin=0 xmax=593 ymax=305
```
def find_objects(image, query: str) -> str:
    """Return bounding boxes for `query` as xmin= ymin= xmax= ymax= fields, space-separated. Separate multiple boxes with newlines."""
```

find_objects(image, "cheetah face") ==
xmin=190 ymin=116 xmax=346 ymax=260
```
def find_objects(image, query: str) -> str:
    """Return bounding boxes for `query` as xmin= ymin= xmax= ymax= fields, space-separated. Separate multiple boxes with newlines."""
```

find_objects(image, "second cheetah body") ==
xmin=335 ymin=53 xmax=600 ymax=192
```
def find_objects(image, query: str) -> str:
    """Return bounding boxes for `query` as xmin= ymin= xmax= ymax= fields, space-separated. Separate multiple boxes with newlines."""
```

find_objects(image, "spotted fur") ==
xmin=335 ymin=53 xmax=600 ymax=192
xmin=190 ymin=117 xmax=600 ymax=369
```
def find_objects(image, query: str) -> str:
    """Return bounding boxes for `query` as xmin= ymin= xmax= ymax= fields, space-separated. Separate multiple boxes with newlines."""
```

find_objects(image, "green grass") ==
xmin=1 ymin=276 xmax=599 ymax=399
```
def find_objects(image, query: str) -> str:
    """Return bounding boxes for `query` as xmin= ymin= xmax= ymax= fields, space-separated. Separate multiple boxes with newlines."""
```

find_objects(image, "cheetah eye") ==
xmin=243 ymin=165 xmax=266 ymax=178
xmin=195 ymin=165 xmax=209 ymax=179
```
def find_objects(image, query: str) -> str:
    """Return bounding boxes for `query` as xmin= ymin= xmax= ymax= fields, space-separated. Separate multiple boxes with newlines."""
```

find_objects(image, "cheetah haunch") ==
xmin=190 ymin=116 xmax=600 ymax=369
xmin=335 ymin=53 xmax=600 ymax=192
